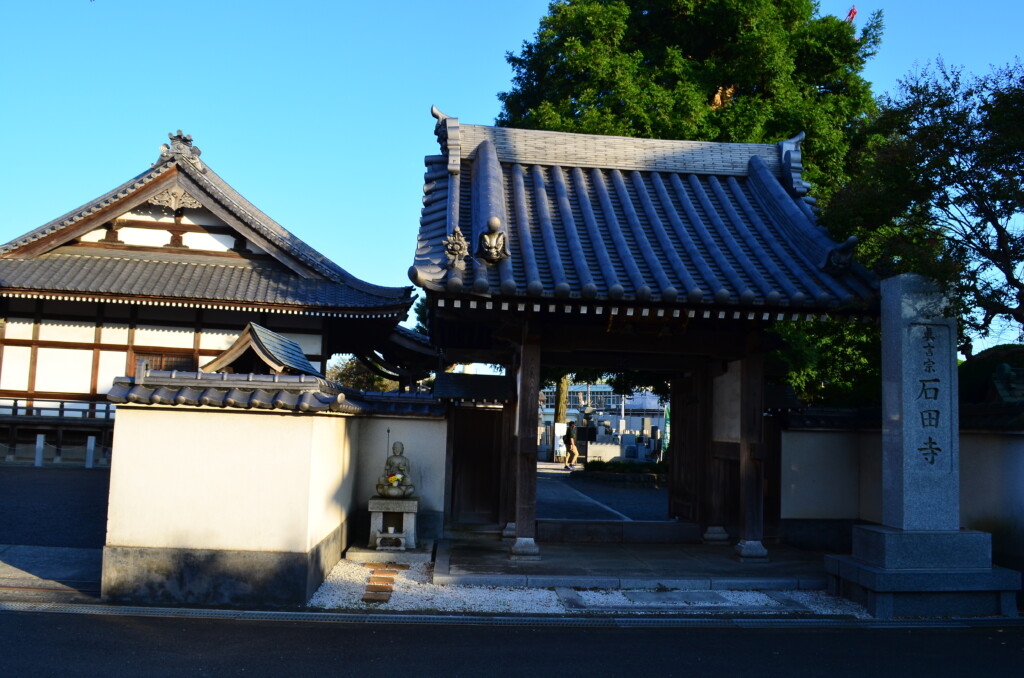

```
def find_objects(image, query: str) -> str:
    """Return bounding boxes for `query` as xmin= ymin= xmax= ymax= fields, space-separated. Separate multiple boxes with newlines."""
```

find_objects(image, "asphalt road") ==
xmin=0 ymin=467 xmax=109 ymax=548
xmin=1 ymin=611 xmax=1021 ymax=677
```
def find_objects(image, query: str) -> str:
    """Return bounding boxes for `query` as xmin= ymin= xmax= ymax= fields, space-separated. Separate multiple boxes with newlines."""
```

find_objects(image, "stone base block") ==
xmin=734 ymin=540 xmax=769 ymax=562
xmin=825 ymin=554 xmax=1020 ymax=618
xmin=852 ymin=525 xmax=993 ymax=570
xmin=102 ymin=523 xmax=343 ymax=607
xmin=509 ymin=537 xmax=541 ymax=561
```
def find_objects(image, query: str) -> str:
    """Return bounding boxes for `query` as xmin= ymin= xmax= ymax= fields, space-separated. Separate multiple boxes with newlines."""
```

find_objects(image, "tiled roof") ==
xmin=1 ymin=131 xmax=413 ymax=313
xmin=200 ymin=323 xmax=324 ymax=377
xmin=0 ymin=250 xmax=410 ymax=317
xmin=409 ymin=112 xmax=878 ymax=314
xmin=107 ymin=370 xmax=444 ymax=417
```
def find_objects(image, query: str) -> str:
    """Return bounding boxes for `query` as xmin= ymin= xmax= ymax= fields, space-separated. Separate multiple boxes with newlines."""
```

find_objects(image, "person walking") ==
xmin=563 ymin=420 xmax=580 ymax=470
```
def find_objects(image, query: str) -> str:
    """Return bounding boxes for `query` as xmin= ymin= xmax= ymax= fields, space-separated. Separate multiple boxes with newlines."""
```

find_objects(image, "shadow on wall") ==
xmin=102 ymin=521 xmax=346 ymax=608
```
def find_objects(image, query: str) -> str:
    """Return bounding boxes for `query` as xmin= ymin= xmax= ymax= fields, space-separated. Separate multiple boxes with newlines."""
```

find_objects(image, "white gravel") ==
xmin=307 ymin=559 xmax=871 ymax=618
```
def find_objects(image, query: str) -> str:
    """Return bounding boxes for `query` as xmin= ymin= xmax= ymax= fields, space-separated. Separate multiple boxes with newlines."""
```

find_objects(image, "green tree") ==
xmin=825 ymin=60 xmax=1024 ymax=346
xmin=499 ymin=0 xmax=882 ymax=198
xmin=326 ymin=355 xmax=398 ymax=392
xmin=500 ymin=0 xmax=885 ymax=402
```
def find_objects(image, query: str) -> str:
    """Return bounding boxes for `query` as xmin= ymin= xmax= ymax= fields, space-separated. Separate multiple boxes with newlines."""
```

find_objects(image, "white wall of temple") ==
xmin=76 ymin=206 xmax=269 ymax=255
xmin=780 ymin=429 xmax=1023 ymax=533
xmin=0 ymin=304 xmax=327 ymax=397
xmin=106 ymin=407 xmax=360 ymax=553
xmin=0 ymin=346 xmax=31 ymax=391
xmin=355 ymin=416 xmax=447 ymax=515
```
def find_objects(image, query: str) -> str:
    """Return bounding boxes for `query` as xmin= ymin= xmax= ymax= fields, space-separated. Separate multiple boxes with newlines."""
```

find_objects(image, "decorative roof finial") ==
xmin=779 ymin=132 xmax=811 ymax=200
xmin=154 ymin=130 xmax=206 ymax=173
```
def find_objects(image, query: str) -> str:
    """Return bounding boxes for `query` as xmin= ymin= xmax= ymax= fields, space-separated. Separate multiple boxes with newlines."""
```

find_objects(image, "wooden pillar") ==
xmin=510 ymin=327 xmax=541 ymax=559
xmin=735 ymin=348 xmax=767 ymax=561
xmin=669 ymin=367 xmax=708 ymax=523
xmin=499 ymin=402 xmax=517 ymax=536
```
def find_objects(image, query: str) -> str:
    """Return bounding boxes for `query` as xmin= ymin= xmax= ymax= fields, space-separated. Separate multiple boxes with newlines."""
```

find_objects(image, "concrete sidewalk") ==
xmin=433 ymin=539 xmax=828 ymax=590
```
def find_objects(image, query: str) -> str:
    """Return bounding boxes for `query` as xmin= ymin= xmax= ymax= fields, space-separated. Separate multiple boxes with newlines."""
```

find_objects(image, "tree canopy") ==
xmin=499 ymin=0 xmax=882 ymax=198
xmin=499 ymin=0 xmax=885 ymax=403
xmin=326 ymin=355 xmax=398 ymax=392
xmin=825 ymin=60 xmax=1024 ymax=347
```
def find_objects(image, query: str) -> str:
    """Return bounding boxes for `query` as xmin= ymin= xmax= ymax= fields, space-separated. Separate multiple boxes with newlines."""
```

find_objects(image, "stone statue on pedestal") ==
xmin=376 ymin=441 xmax=415 ymax=498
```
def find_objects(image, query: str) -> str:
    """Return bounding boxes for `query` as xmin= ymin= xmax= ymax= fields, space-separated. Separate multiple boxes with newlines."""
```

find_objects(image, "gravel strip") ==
xmin=308 ymin=559 xmax=871 ymax=618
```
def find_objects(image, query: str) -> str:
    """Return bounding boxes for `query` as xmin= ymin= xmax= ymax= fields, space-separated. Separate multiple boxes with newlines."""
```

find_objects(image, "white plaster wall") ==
xmin=113 ymin=227 xmax=175 ymax=248
xmin=780 ymin=430 xmax=861 ymax=519
xmin=307 ymin=416 xmax=360 ymax=549
xmin=3 ymin=319 xmax=34 ymax=340
xmin=134 ymin=325 xmax=195 ymax=349
xmin=355 ymin=417 xmax=447 ymax=513
xmin=107 ymin=408 xmax=356 ymax=553
xmin=96 ymin=351 xmax=128 ymax=393
xmin=781 ymin=429 xmax=1024 ymax=532
xmin=38 ymin=320 xmax=95 ymax=343
xmin=960 ymin=433 xmax=1024 ymax=535
xmin=199 ymin=329 xmax=240 ymax=351
xmin=181 ymin=231 xmax=234 ymax=251
xmin=34 ymin=348 xmax=93 ymax=393
xmin=179 ymin=209 xmax=227 ymax=227
xmin=0 ymin=346 xmax=31 ymax=390
xmin=280 ymin=332 xmax=322 ymax=358
xmin=101 ymin=324 xmax=130 ymax=345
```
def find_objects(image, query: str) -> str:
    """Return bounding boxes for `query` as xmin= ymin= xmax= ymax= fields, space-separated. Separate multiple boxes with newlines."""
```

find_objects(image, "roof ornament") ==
xmin=431 ymin=106 xmax=450 ymax=153
xmin=779 ymin=132 xmax=812 ymax=204
xmin=824 ymin=236 xmax=859 ymax=273
xmin=431 ymin=106 xmax=461 ymax=174
xmin=154 ymin=130 xmax=206 ymax=173
xmin=475 ymin=216 xmax=510 ymax=264
xmin=443 ymin=225 xmax=468 ymax=272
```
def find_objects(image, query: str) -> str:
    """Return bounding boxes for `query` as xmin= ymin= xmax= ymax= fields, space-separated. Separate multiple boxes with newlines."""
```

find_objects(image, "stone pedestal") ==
xmin=702 ymin=525 xmax=730 ymax=545
xmin=826 ymin=275 xmax=1020 ymax=617
xmin=368 ymin=497 xmax=418 ymax=551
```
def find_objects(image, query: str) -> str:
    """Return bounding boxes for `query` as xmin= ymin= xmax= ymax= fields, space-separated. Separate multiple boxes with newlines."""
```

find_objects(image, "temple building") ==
xmin=0 ymin=131 xmax=419 ymax=462
xmin=410 ymin=107 xmax=878 ymax=555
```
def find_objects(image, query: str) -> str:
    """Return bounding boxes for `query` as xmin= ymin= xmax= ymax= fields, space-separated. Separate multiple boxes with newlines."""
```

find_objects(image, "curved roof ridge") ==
xmin=0 ymin=164 xmax=171 ymax=254
xmin=463 ymin=124 xmax=780 ymax=177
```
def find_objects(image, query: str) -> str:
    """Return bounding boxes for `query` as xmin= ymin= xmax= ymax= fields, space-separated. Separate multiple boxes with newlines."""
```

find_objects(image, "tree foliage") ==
xmin=326 ymin=355 xmax=398 ymax=392
xmin=499 ymin=0 xmax=882 ymax=198
xmin=825 ymin=60 xmax=1024 ymax=345
xmin=501 ymin=1 xmax=885 ymax=403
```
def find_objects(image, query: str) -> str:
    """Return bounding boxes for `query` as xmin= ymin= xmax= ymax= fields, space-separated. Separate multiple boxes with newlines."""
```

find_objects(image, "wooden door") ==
xmin=450 ymin=406 xmax=503 ymax=525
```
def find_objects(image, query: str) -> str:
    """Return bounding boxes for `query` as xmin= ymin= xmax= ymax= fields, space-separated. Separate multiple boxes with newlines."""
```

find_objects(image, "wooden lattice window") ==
xmin=135 ymin=353 xmax=197 ymax=373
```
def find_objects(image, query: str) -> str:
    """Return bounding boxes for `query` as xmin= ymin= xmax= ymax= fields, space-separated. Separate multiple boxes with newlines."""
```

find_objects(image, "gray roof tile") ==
xmin=0 ymin=251 xmax=410 ymax=316
xmin=107 ymin=370 xmax=444 ymax=416
xmin=1 ymin=131 xmax=413 ymax=313
xmin=410 ymin=116 xmax=878 ymax=313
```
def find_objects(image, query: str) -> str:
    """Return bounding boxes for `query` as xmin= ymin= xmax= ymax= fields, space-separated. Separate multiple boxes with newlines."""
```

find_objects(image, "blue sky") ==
xmin=1 ymin=0 xmax=1020 ymax=312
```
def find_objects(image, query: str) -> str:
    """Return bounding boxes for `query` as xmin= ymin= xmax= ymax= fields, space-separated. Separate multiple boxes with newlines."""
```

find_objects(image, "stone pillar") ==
xmin=510 ymin=330 xmax=541 ymax=559
xmin=825 ymin=274 xmax=1020 ymax=617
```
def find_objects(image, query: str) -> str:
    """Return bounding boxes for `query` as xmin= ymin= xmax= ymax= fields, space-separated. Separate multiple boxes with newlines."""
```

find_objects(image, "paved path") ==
xmin=536 ymin=461 xmax=670 ymax=521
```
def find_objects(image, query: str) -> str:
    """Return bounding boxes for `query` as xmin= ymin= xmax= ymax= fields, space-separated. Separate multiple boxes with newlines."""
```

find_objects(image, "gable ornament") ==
xmin=153 ymin=130 xmax=206 ymax=174
xmin=148 ymin=184 xmax=203 ymax=212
